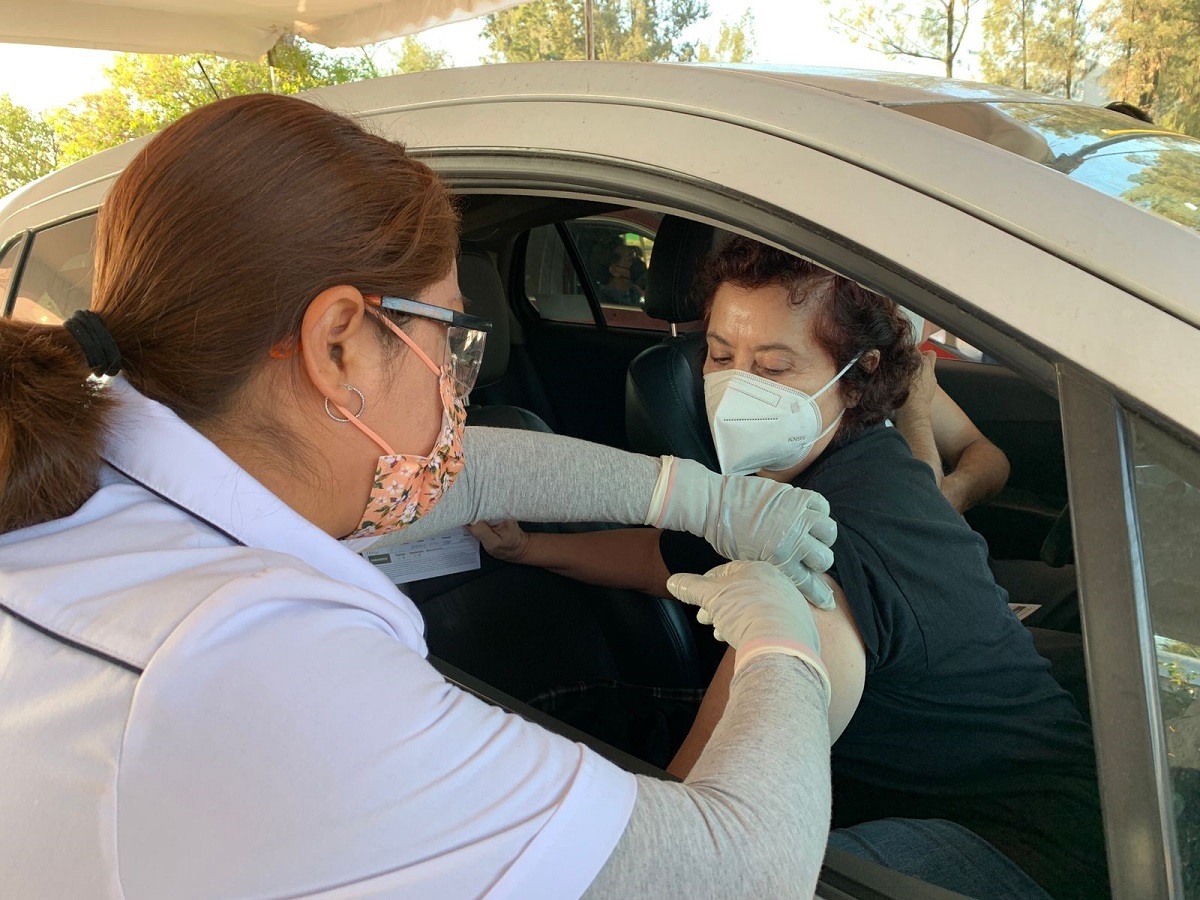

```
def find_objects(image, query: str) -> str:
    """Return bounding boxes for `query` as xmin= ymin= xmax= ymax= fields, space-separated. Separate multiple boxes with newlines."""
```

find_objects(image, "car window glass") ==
xmin=899 ymin=304 xmax=993 ymax=364
xmin=0 ymin=235 xmax=26 ymax=316
xmin=11 ymin=216 xmax=97 ymax=325
xmin=523 ymin=224 xmax=595 ymax=325
xmin=1127 ymin=413 xmax=1200 ymax=893
xmin=523 ymin=210 xmax=667 ymax=330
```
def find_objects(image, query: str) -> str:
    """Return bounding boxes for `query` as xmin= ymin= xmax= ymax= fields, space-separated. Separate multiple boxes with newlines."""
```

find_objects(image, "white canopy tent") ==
xmin=0 ymin=0 xmax=535 ymax=60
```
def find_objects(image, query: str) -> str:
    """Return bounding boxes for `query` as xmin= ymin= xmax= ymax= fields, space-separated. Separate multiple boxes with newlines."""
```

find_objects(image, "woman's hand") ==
xmin=468 ymin=519 xmax=531 ymax=562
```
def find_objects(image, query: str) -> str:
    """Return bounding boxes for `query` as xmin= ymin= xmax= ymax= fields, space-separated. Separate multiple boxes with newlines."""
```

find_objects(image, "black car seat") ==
xmin=402 ymin=243 xmax=706 ymax=712
xmin=625 ymin=216 xmax=719 ymax=470
xmin=459 ymin=243 xmax=563 ymax=432
xmin=459 ymin=242 xmax=554 ymax=432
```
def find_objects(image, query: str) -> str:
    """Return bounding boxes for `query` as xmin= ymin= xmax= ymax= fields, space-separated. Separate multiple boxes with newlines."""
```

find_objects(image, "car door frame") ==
xmin=407 ymin=147 xmax=1195 ymax=896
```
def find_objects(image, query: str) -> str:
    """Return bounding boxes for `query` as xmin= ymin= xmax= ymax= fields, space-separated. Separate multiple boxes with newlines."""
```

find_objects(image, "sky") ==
xmin=0 ymin=0 xmax=967 ymax=114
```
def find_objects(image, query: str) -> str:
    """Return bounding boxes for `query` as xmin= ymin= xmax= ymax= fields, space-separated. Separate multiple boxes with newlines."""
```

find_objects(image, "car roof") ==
xmin=3 ymin=62 xmax=1198 ymax=329
xmin=715 ymin=64 xmax=1075 ymax=106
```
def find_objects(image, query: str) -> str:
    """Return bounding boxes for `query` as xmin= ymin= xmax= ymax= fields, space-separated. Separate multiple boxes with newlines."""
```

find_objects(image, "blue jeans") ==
xmin=828 ymin=818 xmax=1054 ymax=900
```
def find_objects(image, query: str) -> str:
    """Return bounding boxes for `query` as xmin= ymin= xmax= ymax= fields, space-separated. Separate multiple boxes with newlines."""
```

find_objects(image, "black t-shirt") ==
xmin=660 ymin=424 xmax=1107 ymax=900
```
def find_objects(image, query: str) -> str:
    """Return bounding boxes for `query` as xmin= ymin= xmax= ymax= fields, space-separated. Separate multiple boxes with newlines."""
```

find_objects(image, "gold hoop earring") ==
xmin=324 ymin=383 xmax=366 ymax=423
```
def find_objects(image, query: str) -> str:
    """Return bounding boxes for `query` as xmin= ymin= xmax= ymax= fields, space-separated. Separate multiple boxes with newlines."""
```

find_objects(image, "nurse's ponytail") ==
xmin=0 ymin=92 xmax=459 ymax=535
xmin=0 ymin=318 xmax=113 ymax=533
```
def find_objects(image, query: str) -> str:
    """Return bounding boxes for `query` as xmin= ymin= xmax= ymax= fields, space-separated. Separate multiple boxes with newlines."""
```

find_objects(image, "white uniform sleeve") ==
xmin=374 ymin=426 xmax=662 ymax=545
xmin=114 ymin=578 xmax=637 ymax=900
xmin=583 ymin=655 xmax=833 ymax=899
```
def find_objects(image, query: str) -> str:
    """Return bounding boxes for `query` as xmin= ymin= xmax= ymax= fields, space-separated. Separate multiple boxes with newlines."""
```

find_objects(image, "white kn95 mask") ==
xmin=704 ymin=355 xmax=861 ymax=476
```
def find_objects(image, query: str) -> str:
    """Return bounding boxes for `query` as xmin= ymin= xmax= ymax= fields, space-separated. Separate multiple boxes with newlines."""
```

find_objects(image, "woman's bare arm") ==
xmin=470 ymin=521 xmax=672 ymax=597
xmin=668 ymin=574 xmax=866 ymax=779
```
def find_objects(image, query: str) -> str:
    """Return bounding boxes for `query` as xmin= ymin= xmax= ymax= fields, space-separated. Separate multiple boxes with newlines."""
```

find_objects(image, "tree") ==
xmin=1038 ymin=0 xmax=1097 ymax=99
xmin=0 ymin=95 xmax=58 ymax=196
xmin=389 ymin=36 xmax=453 ymax=74
xmin=697 ymin=12 xmax=755 ymax=63
xmin=827 ymin=0 xmax=982 ymax=78
xmin=50 ymin=37 xmax=449 ymax=166
xmin=1102 ymin=0 xmax=1200 ymax=136
xmin=980 ymin=0 xmax=1038 ymax=89
xmin=979 ymin=0 xmax=1098 ymax=98
xmin=482 ymin=0 xmax=711 ymax=62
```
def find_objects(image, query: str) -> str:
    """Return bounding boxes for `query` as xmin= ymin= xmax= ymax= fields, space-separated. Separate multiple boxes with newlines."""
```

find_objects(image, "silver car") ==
xmin=3 ymin=63 xmax=1198 ymax=899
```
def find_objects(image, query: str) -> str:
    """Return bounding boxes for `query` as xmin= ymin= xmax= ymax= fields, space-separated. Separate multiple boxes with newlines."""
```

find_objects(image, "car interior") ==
xmin=399 ymin=194 xmax=1093 ymax=731
xmin=2 ymin=192 xmax=1097 ymax=898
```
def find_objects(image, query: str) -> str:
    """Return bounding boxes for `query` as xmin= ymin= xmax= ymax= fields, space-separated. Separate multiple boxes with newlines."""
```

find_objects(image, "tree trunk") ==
xmin=945 ymin=0 xmax=955 ymax=77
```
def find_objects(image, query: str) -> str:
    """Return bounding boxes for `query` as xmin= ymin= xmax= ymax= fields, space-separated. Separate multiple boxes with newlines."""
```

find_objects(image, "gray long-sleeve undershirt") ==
xmin=370 ymin=427 xmax=661 ymax=547
xmin=586 ymin=656 xmax=833 ymax=899
xmin=372 ymin=426 xmax=834 ymax=895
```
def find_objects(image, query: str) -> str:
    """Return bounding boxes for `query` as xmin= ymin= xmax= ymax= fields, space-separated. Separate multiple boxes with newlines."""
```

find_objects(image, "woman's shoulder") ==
xmin=799 ymin=424 xmax=935 ymax=508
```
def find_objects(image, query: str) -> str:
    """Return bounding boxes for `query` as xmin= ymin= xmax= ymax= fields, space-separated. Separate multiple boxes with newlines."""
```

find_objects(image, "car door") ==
xmin=359 ymin=72 xmax=1200 ymax=896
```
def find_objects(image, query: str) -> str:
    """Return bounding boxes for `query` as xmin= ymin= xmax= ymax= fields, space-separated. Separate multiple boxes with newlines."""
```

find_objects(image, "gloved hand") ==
xmin=646 ymin=456 xmax=837 ymax=609
xmin=668 ymin=560 xmax=830 ymax=698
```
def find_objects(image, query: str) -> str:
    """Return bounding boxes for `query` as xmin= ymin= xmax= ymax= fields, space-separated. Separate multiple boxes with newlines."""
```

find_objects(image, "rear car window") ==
xmin=524 ymin=209 xmax=667 ymax=330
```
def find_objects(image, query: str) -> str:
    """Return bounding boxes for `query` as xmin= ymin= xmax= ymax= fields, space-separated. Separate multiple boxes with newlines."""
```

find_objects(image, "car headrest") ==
xmin=644 ymin=216 xmax=716 ymax=324
xmin=458 ymin=242 xmax=510 ymax=390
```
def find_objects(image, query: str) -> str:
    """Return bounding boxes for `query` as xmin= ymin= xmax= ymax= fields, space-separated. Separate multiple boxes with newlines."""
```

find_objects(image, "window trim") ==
xmin=1059 ymin=362 xmax=1182 ymax=899
xmin=1 ymin=231 xmax=30 ymax=318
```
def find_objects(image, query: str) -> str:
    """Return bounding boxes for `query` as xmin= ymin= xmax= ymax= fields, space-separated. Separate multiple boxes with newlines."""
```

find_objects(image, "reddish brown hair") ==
xmin=0 ymin=93 xmax=459 ymax=533
xmin=695 ymin=236 xmax=921 ymax=439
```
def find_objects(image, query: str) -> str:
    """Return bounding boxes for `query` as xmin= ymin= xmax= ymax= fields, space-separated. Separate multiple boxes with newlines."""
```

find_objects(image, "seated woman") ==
xmin=472 ymin=237 xmax=1107 ymax=900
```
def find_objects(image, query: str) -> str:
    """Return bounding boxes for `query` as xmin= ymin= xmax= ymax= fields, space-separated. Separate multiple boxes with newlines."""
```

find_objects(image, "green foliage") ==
xmin=827 ymin=0 xmax=981 ymax=78
xmin=1102 ymin=0 xmax=1200 ymax=136
xmin=980 ymin=0 xmax=1097 ymax=98
xmin=47 ymin=37 xmax=449 ymax=167
xmin=982 ymin=0 xmax=1036 ymax=88
xmin=482 ymin=0 xmax=711 ymax=62
xmin=697 ymin=12 xmax=755 ymax=63
xmin=0 ymin=95 xmax=58 ymax=196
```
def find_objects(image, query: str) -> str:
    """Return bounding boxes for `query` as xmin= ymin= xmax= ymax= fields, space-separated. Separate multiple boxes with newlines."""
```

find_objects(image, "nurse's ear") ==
xmin=297 ymin=286 xmax=373 ymax=403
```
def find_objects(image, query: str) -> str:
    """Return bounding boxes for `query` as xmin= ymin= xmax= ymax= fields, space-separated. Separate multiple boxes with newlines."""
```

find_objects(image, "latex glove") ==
xmin=646 ymin=456 xmax=837 ymax=609
xmin=668 ymin=560 xmax=830 ymax=699
xmin=467 ymin=519 xmax=530 ymax=562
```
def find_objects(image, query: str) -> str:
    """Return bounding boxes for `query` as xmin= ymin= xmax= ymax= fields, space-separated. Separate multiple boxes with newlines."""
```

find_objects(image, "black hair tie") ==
xmin=63 ymin=310 xmax=123 ymax=376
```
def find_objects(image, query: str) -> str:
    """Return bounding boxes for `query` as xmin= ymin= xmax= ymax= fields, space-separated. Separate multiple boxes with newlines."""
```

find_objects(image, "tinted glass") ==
xmin=11 ymin=216 xmax=97 ymax=325
xmin=1128 ymin=413 xmax=1200 ymax=895
xmin=0 ymin=234 xmax=26 ymax=316
xmin=523 ymin=224 xmax=594 ymax=325
xmin=523 ymin=210 xmax=666 ymax=330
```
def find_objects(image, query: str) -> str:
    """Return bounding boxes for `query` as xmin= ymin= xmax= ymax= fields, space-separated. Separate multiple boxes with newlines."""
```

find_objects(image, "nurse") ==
xmin=0 ymin=94 xmax=844 ymax=898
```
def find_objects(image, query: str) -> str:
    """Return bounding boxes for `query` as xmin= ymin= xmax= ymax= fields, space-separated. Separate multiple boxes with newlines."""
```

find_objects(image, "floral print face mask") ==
xmin=332 ymin=310 xmax=467 ymax=539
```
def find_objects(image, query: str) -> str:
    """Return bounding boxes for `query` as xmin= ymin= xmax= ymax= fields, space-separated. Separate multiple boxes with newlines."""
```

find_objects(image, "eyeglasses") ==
xmin=378 ymin=295 xmax=493 ymax=398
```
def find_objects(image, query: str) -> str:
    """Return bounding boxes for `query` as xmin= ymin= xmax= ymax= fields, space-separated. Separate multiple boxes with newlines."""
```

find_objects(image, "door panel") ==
xmin=937 ymin=359 xmax=1067 ymax=560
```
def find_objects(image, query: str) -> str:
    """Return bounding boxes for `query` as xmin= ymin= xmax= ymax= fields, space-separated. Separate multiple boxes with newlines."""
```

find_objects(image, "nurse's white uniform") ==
xmin=0 ymin=377 xmax=636 ymax=899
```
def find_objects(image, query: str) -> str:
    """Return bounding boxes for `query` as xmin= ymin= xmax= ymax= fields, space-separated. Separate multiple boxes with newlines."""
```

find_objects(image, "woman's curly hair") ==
xmin=695 ymin=236 xmax=922 ymax=440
